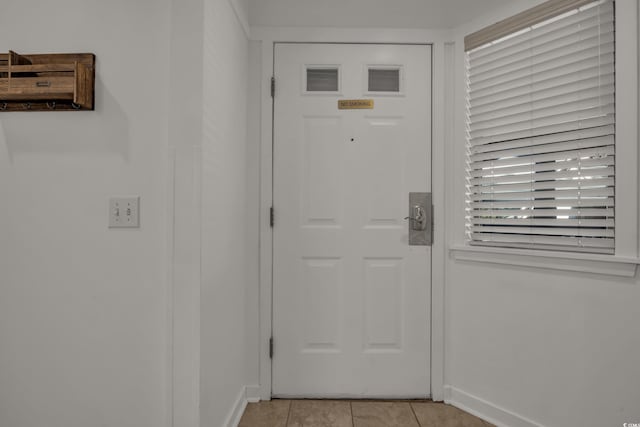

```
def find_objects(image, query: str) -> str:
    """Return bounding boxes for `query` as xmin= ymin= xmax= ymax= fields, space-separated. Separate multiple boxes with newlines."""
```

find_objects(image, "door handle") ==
xmin=404 ymin=205 xmax=427 ymax=231
xmin=406 ymin=193 xmax=432 ymax=246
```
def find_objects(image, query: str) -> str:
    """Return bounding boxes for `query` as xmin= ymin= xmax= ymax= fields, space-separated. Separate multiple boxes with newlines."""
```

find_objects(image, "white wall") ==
xmin=168 ymin=0 xmax=204 ymax=425
xmin=245 ymin=39 xmax=263 ymax=396
xmin=0 ymin=1 xmax=253 ymax=426
xmin=445 ymin=1 xmax=640 ymax=427
xmin=0 ymin=1 xmax=171 ymax=427
xmin=200 ymin=0 xmax=251 ymax=426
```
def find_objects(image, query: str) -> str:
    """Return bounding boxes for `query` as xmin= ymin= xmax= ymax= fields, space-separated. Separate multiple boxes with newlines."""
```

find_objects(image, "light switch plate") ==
xmin=109 ymin=197 xmax=140 ymax=228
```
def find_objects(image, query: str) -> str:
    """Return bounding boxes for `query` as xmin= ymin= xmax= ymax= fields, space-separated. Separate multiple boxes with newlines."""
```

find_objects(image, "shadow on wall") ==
xmin=0 ymin=76 xmax=130 ymax=162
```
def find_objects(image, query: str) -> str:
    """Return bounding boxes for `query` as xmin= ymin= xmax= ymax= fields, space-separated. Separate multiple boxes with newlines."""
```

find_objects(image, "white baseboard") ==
xmin=224 ymin=387 xmax=248 ymax=427
xmin=444 ymin=385 xmax=544 ymax=427
xmin=245 ymin=385 xmax=262 ymax=403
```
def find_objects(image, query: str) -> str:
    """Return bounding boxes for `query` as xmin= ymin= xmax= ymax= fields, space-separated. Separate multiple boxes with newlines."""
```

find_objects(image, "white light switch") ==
xmin=109 ymin=197 xmax=140 ymax=228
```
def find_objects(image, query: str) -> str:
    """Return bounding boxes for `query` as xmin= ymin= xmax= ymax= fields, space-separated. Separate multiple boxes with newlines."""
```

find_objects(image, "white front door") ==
xmin=272 ymin=43 xmax=432 ymax=398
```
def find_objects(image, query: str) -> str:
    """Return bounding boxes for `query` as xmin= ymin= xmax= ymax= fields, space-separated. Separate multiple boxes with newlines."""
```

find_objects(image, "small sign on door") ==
xmin=338 ymin=99 xmax=374 ymax=110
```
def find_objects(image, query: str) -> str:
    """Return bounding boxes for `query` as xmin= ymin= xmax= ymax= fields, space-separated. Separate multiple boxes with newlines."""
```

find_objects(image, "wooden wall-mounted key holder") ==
xmin=0 ymin=51 xmax=95 ymax=112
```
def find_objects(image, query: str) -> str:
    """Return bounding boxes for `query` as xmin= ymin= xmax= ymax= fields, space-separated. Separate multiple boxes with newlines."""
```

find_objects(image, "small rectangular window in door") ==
xmin=306 ymin=67 xmax=339 ymax=92
xmin=368 ymin=68 xmax=401 ymax=92
xmin=366 ymin=66 xmax=404 ymax=95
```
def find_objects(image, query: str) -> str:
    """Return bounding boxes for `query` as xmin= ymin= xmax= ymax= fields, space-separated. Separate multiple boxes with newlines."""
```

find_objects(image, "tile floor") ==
xmin=238 ymin=399 xmax=494 ymax=427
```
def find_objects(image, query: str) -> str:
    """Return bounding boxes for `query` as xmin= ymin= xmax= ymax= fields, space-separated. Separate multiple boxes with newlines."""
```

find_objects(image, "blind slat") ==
xmin=469 ymin=168 xmax=614 ymax=186
xmin=469 ymin=225 xmax=614 ymax=237
xmin=470 ymin=178 xmax=615 ymax=194
xmin=468 ymin=155 xmax=614 ymax=176
xmin=470 ymin=84 xmax=614 ymax=123
xmin=469 ymin=137 xmax=614 ymax=164
xmin=469 ymin=104 xmax=615 ymax=139
xmin=469 ymin=125 xmax=613 ymax=151
xmin=471 ymin=175 xmax=614 ymax=190
xmin=470 ymin=95 xmax=614 ymax=131
xmin=470 ymin=55 xmax=614 ymax=100
xmin=469 ymin=30 xmax=614 ymax=82
xmin=470 ymin=75 xmax=615 ymax=116
xmin=471 ymin=218 xmax=614 ymax=227
xmin=470 ymin=115 xmax=614 ymax=146
xmin=467 ymin=208 xmax=615 ymax=217
xmin=470 ymin=49 xmax=613 ymax=95
xmin=470 ymin=152 xmax=614 ymax=174
xmin=469 ymin=197 xmax=615 ymax=209
xmin=467 ymin=187 xmax=614 ymax=202
xmin=470 ymin=65 xmax=615 ymax=112
xmin=469 ymin=237 xmax=614 ymax=253
xmin=469 ymin=42 xmax=614 ymax=91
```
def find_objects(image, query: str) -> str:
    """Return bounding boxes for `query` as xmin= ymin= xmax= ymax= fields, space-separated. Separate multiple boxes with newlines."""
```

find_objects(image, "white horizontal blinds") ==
xmin=465 ymin=0 xmax=615 ymax=254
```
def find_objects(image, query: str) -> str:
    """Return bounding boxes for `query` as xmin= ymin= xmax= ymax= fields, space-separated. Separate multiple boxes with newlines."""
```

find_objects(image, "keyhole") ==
xmin=350 ymin=137 xmax=355 ymax=142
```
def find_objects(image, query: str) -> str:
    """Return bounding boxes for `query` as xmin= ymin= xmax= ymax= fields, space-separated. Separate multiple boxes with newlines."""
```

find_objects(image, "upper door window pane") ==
xmin=368 ymin=68 xmax=400 ymax=92
xmin=306 ymin=67 xmax=339 ymax=92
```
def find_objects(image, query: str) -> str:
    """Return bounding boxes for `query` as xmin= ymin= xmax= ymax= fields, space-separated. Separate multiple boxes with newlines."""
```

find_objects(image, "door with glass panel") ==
xmin=272 ymin=43 xmax=432 ymax=397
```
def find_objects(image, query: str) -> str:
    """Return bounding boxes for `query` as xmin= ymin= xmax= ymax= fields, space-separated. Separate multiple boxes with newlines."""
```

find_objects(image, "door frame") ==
xmin=253 ymin=27 xmax=452 ymax=402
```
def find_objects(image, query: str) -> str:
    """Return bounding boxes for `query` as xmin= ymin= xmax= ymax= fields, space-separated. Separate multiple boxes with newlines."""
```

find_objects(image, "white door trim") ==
xmin=255 ymin=27 xmax=451 ymax=402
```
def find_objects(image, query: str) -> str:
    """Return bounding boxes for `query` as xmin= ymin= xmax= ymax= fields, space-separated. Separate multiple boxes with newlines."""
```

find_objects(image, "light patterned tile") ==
xmin=287 ymin=400 xmax=352 ymax=427
xmin=352 ymin=401 xmax=419 ymax=427
xmin=411 ymin=402 xmax=493 ymax=427
xmin=239 ymin=399 xmax=291 ymax=427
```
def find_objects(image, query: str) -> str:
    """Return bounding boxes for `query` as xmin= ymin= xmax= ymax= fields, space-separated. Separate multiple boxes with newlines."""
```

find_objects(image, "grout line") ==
xmin=350 ymin=401 xmax=355 ymax=427
xmin=409 ymin=402 xmax=423 ymax=427
xmin=284 ymin=400 xmax=292 ymax=427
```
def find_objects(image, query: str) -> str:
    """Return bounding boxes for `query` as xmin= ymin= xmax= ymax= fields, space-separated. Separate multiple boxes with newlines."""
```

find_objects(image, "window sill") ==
xmin=449 ymin=245 xmax=640 ymax=277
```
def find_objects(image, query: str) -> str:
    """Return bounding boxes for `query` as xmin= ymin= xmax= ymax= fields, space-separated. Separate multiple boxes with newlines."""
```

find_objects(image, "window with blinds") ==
xmin=465 ymin=0 xmax=615 ymax=254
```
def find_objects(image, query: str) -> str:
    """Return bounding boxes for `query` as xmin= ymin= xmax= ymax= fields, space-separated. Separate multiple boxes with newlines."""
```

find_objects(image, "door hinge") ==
xmin=269 ymin=337 xmax=274 ymax=359
xmin=270 ymin=76 xmax=275 ymax=98
xmin=270 ymin=206 xmax=274 ymax=227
